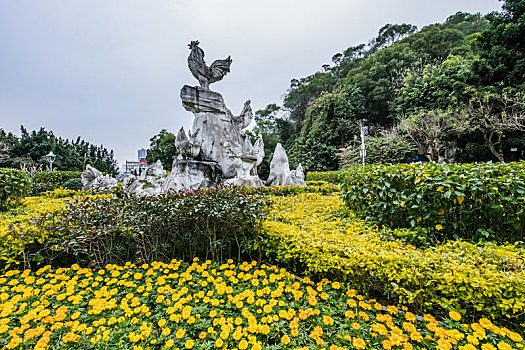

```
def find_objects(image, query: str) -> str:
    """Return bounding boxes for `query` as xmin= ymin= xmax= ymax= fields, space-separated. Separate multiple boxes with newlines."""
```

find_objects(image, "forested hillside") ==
xmin=252 ymin=0 xmax=525 ymax=174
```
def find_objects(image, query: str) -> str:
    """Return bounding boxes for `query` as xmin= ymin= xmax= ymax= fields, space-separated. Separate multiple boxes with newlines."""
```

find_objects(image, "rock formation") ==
xmin=81 ymin=164 xmax=118 ymax=194
xmin=290 ymin=163 xmax=307 ymax=186
xmin=125 ymin=160 xmax=166 ymax=196
xmin=266 ymin=143 xmax=306 ymax=186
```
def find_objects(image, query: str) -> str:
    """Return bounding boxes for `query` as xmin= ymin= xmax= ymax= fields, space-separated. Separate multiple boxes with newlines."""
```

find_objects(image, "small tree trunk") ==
xmin=484 ymin=131 xmax=505 ymax=162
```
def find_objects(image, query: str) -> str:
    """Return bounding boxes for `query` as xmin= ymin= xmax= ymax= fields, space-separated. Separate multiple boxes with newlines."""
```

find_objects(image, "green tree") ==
xmin=453 ymin=91 xmax=525 ymax=162
xmin=338 ymin=127 xmax=415 ymax=167
xmin=399 ymin=110 xmax=456 ymax=162
xmin=146 ymin=129 xmax=177 ymax=171
xmin=474 ymin=0 xmax=525 ymax=88
xmin=0 ymin=126 xmax=119 ymax=174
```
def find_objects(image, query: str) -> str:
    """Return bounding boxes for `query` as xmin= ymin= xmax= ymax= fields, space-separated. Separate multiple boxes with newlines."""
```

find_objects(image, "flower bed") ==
xmin=1 ymin=260 xmax=523 ymax=349
xmin=261 ymin=193 xmax=525 ymax=330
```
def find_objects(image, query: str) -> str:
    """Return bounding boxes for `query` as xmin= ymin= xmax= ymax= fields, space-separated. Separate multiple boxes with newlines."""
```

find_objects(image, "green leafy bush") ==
xmin=305 ymin=171 xmax=341 ymax=184
xmin=30 ymin=171 xmax=82 ymax=194
xmin=6 ymin=187 xmax=267 ymax=270
xmin=341 ymin=162 xmax=525 ymax=243
xmin=62 ymin=177 xmax=83 ymax=190
xmin=0 ymin=168 xmax=30 ymax=211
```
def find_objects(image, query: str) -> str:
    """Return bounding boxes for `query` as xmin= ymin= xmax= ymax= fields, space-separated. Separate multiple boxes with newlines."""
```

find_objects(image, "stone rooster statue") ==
xmin=188 ymin=40 xmax=232 ymax=90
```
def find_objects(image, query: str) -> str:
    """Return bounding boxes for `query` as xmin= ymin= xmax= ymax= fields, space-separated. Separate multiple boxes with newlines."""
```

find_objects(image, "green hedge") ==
xmin=3 ymin=187 xmax=267 ymax=270
xmin=243 ymin=183 xmax=340 ymax=196
xmin=341 ymin=162 xmax=525 ymax=243
xmin=305 ymin=170 xmax=342 ymax=184
xmin=0 ymin=168 xmax=30 ymax=211
xmin=31 ymin=171 xmax=82 ymax=194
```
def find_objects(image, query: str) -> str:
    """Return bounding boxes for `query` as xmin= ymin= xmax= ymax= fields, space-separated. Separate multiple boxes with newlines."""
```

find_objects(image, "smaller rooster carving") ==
xmin=188 ymin=41 xmax=232 ymax=90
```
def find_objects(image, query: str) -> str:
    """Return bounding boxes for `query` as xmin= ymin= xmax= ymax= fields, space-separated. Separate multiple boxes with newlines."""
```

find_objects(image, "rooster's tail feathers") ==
xmin=210 ymin=56 xmax=232 ymax=81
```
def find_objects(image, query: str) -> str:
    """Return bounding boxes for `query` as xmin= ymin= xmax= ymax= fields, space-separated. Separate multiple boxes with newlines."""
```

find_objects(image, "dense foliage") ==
xmin=30 ymin=171 xmax=82 ymax=195
xmin=0 ymin=169 xmax=30 ymax=211
xmin=0 ymin=126 xmax=118 ymax=174
xmin=251 ymin=2 xmax=525 ymax=170
xmin=261 ymin=193 xmax=525 ymax=330
xmin=340 ymin=162 xmax=525 ymax=243
xmin=0 ymin=187 xmax=267 ymax=271
xmin=304 ymin=171 xmax=341 ymax=185
xmin=2 ymin=261 xmax=523 ymax=350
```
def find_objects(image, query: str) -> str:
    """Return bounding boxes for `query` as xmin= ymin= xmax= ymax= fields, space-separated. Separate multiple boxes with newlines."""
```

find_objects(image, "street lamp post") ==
xmin=359 ymin=121 xmax=368 ymax=167
xmin=46 ymin=151 xmax=56 ymax=172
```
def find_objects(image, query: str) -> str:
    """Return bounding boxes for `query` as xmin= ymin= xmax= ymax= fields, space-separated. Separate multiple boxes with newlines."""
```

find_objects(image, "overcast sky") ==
xmin=0 ymin=0 xmax=502 ymax=168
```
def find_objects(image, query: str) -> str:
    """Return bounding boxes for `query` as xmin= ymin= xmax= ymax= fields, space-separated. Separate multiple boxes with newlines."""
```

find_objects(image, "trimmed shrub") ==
xmin=63 ymin=177 xmax=83 ymax=190
xmin=261 ymin=193 xmax=525 ymax=330
xmin=306 ymin=170 xmax=341 ymax=184
xmin=340 ymin=162 xmax=525 ymax=243
xmin=2 ymin=187 xmax=268 ymax=270
xmin=243 ymin=184 xmax=340 ymax=196
xmin=31 ymin=171 xmax=82 ymax=194
xmin=0 ymin=168 xmax=30 ymax=211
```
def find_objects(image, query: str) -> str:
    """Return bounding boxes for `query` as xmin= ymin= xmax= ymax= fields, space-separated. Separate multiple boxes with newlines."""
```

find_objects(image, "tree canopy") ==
xmin=0 ymin=126 xmax=119 ymax=175
xmin=254 ymin=3 xmax=525 ymax=169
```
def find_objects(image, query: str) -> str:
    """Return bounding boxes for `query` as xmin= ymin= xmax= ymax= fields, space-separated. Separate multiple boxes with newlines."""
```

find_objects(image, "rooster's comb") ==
xmin=188 ymin=40 xmax=200 ymax=48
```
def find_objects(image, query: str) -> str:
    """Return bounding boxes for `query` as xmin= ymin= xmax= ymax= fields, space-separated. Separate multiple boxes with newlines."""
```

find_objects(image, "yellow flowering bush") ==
xmin=0 ymin=193 xmax=110 ymax=271
xmin=0 ymin=196 xmax=69 ymax=270
xmin=261 ymin=193 xmax=525 ymax=330
xmin=1 ymin=259 xmax=522 ymax=349
xmin=0 ymin=168 xmax=30 ymax=211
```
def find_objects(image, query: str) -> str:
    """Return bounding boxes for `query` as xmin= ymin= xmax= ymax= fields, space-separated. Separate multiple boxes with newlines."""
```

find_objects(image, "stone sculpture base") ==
xmin=163 ymin=159 xmax=222 ymax=192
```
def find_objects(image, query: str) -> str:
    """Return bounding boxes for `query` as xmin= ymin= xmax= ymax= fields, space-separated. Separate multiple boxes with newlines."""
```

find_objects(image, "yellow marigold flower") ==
xmin=403 ymin=343 xmax=413 ymax=350
xmin=165 ymin=339 xmax=174 ymax=348
xmin=449 ymin=311 xmax=461 ymax=322
xmin=353 ymin=337 xmax=366 ymax=349
xmin=175 ymin=328 xmax=185 ymax=339
xmin=185 ymin=339 xmax=194 ymax=349
xmin=62 ymin=332 xmax=79 ymax=343
xmin=481 ymin=344 xmax=497 ymax=350
xmin=508 ymin=332 xmax=523 ymax=342
xmin=323 ymin=315 xmax=334 ymax=326
xmin=497 ymin=342 xmax=512 ymax=350
xmin=199 ymin=331 xmax=207 ymax=339
xmin=435 ymin=224 xmax=443 ymax=230
xmin=437 ymin=338 xmax=452 ymax=350
xmin=158 ymin=319 xmax=167 ymax=327
xmin=162 ymin=327 xmax=171 ymax=336
xmin=467 ymin=335 xmax=479 ymax=345
xmin=281 ymin=334 xmax=291 ymax=345
xmin=215 ymin=338 xmax=224 ymax=348
xmin=236 ymin=339 xmax=248 ymax=349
